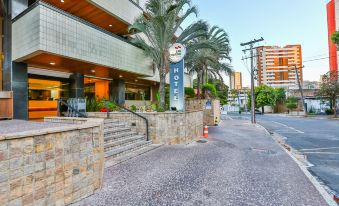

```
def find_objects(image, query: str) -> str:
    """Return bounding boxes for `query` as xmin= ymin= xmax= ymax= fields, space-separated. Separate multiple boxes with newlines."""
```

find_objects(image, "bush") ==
xmin=97 ymin=98 xmax=118 ymax=111
xmin=202 ymin=84 xmax=217 ymax=98
xmin=130 ymin=105 xmax=137 ymax=112
xmin=185 ymin=87 xmax=195 ymax=98
xmin=326 ymin=108 xmax=334 ymax=115
xmin=86 ymin=97 xmax=98 ymax=112
xmin=87 ymin=97 xmax=118 ymax=112
xmin=286 ymin=97 xmax=298 ymax=110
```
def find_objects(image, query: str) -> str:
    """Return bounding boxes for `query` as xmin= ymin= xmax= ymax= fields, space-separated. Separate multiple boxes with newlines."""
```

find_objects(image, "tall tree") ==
xmin=129 ymin=0 xmax=208 ymax=108
xmin=318 ymin=71 xmax=339 ymax=117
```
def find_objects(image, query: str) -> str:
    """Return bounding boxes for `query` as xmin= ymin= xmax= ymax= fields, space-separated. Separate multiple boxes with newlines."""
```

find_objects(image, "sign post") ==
xmin=169 ymin=43 xmax=186 ymax=112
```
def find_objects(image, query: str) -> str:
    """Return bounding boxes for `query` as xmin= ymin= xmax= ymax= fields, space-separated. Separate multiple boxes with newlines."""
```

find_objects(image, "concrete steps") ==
xmin=103 ymin=119 xmax=161 ymax=168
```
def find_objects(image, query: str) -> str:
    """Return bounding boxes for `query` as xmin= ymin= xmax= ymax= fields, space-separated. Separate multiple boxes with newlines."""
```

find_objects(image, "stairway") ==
xmin=103 ymin=119 xmax=161 ymax=168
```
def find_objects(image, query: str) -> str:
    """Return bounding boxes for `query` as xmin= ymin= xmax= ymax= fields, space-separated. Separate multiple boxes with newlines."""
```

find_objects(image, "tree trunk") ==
xmin=262 ymin=106 xmax=265 ymax=115
xmin=197 ymin=72 xmax=201 ymax=99
xmin=334 ymin=98 xmax=337 ymax=118
xmin=159 ymin=71 xmax=166 ymax=109
xmin=200 ymin=70 xmax=204 ymax=98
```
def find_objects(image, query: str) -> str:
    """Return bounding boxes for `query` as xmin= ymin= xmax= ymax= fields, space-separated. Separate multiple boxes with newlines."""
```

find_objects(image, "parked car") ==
xmin=251 ymin=109 xmax=262 ymax=115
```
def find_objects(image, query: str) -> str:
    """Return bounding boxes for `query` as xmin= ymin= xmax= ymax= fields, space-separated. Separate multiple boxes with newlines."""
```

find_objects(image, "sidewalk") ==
xmin=73 ymin=119 xmax=331 ymax=206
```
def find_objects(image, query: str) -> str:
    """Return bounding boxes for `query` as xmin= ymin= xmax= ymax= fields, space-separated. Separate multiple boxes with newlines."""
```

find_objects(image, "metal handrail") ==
xmin=57 ymin=99 xmax=88 ymax=118
xmin=105 ymin=101 xmax=149 ymax=141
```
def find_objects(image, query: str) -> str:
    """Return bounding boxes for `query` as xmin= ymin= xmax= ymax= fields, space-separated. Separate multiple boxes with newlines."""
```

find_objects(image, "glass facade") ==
xmin=28 ymin=78 xmax=69 ymax=119
xmin=84 ymin=77 xmax=110 ymax=100
xmin=125 ymin=83 xmax=150 ymax=101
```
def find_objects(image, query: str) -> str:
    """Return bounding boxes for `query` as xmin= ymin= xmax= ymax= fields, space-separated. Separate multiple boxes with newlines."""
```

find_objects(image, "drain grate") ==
xmin=197 ymin=140 xmax=208 ymax=144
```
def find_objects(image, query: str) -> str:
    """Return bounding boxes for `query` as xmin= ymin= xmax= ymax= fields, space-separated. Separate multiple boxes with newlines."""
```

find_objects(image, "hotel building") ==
xmin=0 ymin=0 xmax=190 ymax=120
xmin=256 ymin=45 xmax=303 ymax=89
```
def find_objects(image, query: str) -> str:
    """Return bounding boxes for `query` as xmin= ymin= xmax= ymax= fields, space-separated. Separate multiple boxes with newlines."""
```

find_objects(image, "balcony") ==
xmin=12 ymin=3 xmax=153 ymax=78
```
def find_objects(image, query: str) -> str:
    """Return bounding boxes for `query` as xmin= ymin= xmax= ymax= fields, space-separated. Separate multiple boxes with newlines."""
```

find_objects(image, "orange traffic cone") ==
xmin=203 ymin=125 xmax=209 ymax=138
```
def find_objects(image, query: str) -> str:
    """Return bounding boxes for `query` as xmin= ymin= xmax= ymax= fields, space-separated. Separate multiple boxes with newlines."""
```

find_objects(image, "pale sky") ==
xmin=185 ymin=0 xmax=331 ymax=87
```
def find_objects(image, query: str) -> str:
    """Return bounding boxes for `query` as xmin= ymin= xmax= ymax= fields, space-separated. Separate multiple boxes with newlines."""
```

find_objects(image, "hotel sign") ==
xmin=169 ymin=43 xmax=186 ymax=111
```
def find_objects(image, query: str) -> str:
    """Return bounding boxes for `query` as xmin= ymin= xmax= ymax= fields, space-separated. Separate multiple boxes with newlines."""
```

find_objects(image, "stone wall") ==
xmin=88 ymin=110 xmax=204 ymax=145
xmin=186 ymin=99 xmax=221 ymax=126
xmin=0 ymin=118 xmax=105 ymax=205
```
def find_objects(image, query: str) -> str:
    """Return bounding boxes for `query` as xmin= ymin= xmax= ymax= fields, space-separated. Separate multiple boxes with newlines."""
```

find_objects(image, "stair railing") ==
xmin=105 ymin=101 xmax=149 ymax=141
xmin=57 ymin=99 xmax=88 ymax=118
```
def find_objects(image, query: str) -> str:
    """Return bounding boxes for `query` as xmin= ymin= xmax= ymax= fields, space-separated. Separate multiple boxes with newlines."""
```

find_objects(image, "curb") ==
xmin=256 ymin=123 xmax=338 ymax=206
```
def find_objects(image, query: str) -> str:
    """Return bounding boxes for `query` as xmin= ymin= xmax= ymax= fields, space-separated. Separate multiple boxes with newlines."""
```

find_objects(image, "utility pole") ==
xmin=240 ymin=37 xmax=264 ymax=124
xmin=293 ymin=65 xmax=307 ymax=116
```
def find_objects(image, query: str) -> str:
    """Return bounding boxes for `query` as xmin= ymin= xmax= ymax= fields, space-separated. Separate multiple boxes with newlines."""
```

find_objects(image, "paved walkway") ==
xmin=73 ymin=119 xmax=329 ymax=206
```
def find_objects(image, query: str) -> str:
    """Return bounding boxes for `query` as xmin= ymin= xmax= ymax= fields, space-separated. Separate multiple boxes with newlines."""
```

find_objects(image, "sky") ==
xmin=184 ymin=0 xmax=330 ymax=87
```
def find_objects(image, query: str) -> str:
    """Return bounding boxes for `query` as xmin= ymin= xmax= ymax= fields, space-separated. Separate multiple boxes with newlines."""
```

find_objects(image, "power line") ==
xmin=240 ymin=37 xmax=264 ymax=124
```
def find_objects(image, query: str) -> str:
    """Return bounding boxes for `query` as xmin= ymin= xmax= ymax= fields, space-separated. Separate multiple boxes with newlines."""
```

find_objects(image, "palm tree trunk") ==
xmin=197 ymin=72 xmax=201 ymax=99
xmin=159 ymin=71 xmax=166 ymax=109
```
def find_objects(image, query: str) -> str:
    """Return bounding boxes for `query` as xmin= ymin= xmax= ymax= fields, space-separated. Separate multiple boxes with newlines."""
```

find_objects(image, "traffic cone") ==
xmin=203 ymin=125 xmax=209 ymax=138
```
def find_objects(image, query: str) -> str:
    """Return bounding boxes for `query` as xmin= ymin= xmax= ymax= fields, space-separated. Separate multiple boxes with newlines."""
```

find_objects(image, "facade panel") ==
xmin=88 ymin=0 xmax=143 ymax=25
xmin=12 ymin=4 xmax=152 ymax=76
xmin=327 ymin=0 xmax=338 ymax=74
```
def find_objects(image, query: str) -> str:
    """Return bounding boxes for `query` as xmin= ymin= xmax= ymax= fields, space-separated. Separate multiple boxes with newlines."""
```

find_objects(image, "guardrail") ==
xmin=57 ymin=99 xmax=88 ymax=118
xmin=105 ymin=101 xmax=149 ymax=141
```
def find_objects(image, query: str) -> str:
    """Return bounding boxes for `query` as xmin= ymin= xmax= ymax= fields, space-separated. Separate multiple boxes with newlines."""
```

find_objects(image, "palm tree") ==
xmin=186 ymin=25 xmax=232 ymax=98
xmin=129 ymin=0 xmax=208 ymax=109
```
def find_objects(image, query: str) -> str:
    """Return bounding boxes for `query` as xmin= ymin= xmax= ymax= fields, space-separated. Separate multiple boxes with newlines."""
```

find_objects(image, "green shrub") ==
xmin=286 ymin=97 xmax=298 ymax=110
xmin=130 ymin=105 xmax=138 ymax=112
xmin=326 ymin=108 xmax=334 ymax=115
xmin=202 ymin=84 xmax=217 ymax=98
xmin=86 ymin=97 xmax=98 ymax=112
xmin=185 ymin=87 xmax=195 ymax=98
xmin=97 ymin=98 xmax=118 ymax=111
xmin=157 ymin=106 xmax=166 ymax=112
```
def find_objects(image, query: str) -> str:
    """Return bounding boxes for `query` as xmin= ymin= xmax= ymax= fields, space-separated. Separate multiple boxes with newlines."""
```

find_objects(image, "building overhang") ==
xmin=12 ymin=3 xmax=153 ymax=78
xmin=41 ymin=0 xmax=143 ymax=35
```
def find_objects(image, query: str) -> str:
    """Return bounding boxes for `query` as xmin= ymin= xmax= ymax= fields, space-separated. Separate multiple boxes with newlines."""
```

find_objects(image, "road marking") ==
xmin=298 ymin=147 xmax=339 ymax=151
xmin=301 ymin=152 xmax=339 ymax=155
xmin=271 ymin=121 xmax=304 ymax=134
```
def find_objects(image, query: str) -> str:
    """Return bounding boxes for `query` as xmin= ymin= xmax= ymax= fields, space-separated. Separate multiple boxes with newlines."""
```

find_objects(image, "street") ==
xmin=227 ymin=113 xmax=339 ymax=199
xmin=73 ymin=119 xmax=328 ymax=206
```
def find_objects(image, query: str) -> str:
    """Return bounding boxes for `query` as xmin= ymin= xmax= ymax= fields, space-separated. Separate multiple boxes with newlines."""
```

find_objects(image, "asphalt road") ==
xmin=73 ymin=119 xmax=327 ymax=206
xmin=227 ymin=113 xmax=339 ymax=198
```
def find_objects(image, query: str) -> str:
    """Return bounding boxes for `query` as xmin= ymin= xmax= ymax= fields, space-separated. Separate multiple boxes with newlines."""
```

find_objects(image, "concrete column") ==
xmin=3 ymin=0 xmax=12 ymax=91
xmin=70 ymin=73 xmax=84 ymax=98
xmin=110 ymin=79 xmax=125 ymax=105
xmin=12 ymin=62 xmax=28 ymax=120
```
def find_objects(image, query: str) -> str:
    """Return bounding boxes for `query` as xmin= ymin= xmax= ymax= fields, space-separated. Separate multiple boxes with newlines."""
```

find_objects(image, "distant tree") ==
xmin=274 ymin=88 xmax=286 ymax=103
xmin=331 ymin=31 xmax=339 ymax=45
xmin=285 ymin=96 xmax=298 ymax=111
xmin=247 ymin=85 xmax=284 ymax=114
xmin=317 ymin=71 xmax=339 ymax=117
xmin=255 ymin=85 xmax=276 ymax=114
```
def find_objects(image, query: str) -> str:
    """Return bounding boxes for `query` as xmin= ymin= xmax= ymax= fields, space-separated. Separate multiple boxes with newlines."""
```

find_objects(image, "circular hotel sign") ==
xmin=169 ymin=43 xmax=186 ymax=63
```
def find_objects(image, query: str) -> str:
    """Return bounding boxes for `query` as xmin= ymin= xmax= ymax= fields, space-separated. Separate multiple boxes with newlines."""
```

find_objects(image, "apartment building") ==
xmin=229 ymin=72 xmax=242 ymax=90
xmin=0 ymin=0 xmax=190 ymax=120
xmin=256 ymin=45 xmax=303 ymax=89
xmin=327 ymin=0 xmax=338 ymax=74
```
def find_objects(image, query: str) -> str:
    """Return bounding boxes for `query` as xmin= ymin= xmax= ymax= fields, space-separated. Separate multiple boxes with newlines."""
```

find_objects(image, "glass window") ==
xmin=125 ymin=84 xmax=150 ymax=101
xmin=84 ymin=77 xmax=110 ymax=100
